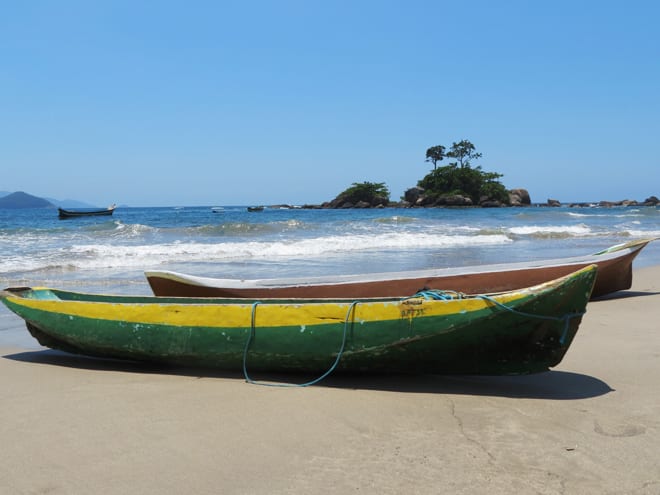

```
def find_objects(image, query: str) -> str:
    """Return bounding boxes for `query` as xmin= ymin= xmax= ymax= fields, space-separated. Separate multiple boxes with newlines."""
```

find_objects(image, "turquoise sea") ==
xmin=2 ymin=204 xmax=660 ymax=348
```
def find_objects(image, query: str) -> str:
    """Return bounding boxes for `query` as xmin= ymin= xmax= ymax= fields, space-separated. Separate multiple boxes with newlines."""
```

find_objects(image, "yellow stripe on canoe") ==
xmin=5 ymin=290 xmax=531 ymax=328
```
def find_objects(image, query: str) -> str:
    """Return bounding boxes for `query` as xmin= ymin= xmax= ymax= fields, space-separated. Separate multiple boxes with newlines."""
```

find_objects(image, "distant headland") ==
xmin=0 ymin=191 xmax=97 ymax=209
xmin=0 ymin=192 xmax=55 ymax=209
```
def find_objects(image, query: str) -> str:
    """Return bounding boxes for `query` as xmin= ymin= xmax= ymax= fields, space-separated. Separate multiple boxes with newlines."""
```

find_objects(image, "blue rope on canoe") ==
xmin=242 ymin=301 xmax=359 ymax=387
xmin=411 ymin=289 xmax=585 ymax=345
xmin=242 ymin=290 xmax=585 ymax=386
xmin=474 ymin=294 xmax=586 ymax=345
xmin=412 ymin=289 xmax=465 ymax=300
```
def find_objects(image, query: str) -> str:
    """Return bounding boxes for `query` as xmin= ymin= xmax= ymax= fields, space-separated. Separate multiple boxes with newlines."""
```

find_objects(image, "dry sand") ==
xmin=1 ymin=267 xmax=659 ymax=494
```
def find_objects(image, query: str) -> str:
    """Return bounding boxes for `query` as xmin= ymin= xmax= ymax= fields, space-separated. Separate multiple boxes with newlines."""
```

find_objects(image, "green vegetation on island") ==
xmin=327 ymin=140 xmax=517 ymax=208
xmin=325 ymin=182 xmax=391 ymax=208
xmin=418 ymin=139 xmax=510 ymax=206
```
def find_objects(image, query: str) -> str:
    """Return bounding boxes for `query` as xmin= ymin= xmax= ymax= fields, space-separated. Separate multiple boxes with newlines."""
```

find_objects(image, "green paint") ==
xmin=1 ymin=265 xmax=596 ymax=375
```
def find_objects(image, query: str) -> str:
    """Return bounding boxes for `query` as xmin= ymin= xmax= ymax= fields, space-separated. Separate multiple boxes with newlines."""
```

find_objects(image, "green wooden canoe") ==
xmin=1 ymin=265 xmax=597 ymax=377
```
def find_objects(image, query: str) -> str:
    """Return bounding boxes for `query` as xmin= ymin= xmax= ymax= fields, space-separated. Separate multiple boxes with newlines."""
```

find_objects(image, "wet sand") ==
xmin=1 ymin=266 xmax=659 ymax=494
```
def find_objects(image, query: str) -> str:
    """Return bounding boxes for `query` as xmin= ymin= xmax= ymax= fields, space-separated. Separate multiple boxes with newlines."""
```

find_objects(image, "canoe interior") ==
xmin=146 ymin=239 xmax=653 ymax=299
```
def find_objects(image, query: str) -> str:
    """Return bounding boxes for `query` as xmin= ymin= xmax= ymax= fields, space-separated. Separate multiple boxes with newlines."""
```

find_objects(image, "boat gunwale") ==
xmin=144 ymin=238 xmax=653 ymax=291
xmin=1 ymin=265 xmax=597 ymax=328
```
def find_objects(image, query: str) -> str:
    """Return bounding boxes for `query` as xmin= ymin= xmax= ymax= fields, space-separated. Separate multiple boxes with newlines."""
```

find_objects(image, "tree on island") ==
xmin=418 ymin=140 xmax=509 ymax=205
xmin=446 ymin=139 xmax=482 ymax=168
xmin=425 ymin=145 xmax=446 ymax=170
xmin=328 ymin=181 xmax=390 ymax=208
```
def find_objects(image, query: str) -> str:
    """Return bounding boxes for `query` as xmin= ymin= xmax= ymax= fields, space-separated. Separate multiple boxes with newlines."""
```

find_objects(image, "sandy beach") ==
xmin=1 ymin=267 xmax=659 ymax=495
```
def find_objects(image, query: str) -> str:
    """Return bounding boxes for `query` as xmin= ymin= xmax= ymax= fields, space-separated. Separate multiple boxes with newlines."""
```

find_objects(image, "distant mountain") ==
xmin=0 ymin=191 xmax=98 ymax=208
xmin=0 ymin=191 xmax=55 ymax=209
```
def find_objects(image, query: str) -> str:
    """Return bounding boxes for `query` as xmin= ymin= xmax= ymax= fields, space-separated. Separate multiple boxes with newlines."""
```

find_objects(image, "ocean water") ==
xmin=1 ymin=204 xmax=659 ymax=294
xmin=2 ymin=204 xmax=659 ymax=348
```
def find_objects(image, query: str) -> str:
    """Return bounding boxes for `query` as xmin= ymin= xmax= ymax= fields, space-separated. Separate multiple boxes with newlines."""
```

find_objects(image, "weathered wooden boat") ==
xmin=0 ymin=266 xmax=597 ymax=377
xmin=58 ymin=204 xmax=116 ymax=219
xmin=145 ymin=238 xmax=654 ymax=300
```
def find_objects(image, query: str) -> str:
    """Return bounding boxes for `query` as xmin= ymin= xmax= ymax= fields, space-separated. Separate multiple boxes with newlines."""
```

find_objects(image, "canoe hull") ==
xmin=2 ymin=266 xmax=597 ymax=375
xmin=146 ymin=239 xmax=653 ymax=299
xmin=58 ymin=207 xmax=115 ymax=219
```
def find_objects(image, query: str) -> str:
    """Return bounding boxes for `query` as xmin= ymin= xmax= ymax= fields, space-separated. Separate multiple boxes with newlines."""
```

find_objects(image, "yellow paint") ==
xmin=5 ymin=289 xmax=530 ymax=329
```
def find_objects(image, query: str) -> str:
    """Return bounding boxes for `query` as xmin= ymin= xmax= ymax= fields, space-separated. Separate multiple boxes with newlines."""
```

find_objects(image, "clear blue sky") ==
xmin=2 ymin=1 xmax=659 ymax=206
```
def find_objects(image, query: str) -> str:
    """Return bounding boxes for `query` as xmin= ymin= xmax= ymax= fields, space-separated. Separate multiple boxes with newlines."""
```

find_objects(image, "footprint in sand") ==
xmin=594 ymin=420 xmax=646 ymax=437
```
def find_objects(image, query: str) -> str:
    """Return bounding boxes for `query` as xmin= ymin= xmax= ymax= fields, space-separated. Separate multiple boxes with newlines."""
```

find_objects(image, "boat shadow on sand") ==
xmin=4 ymin=349 xmax=612 ymax=400
xmin=591 ymin=289 xmax=660 ymax=301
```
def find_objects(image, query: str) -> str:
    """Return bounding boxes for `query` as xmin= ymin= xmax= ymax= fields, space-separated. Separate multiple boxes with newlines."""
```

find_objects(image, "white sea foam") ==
xmin=626 ymin=229 xmax=660 ymax=238
xmin=508 ymin=224 xmax=592 ymax=236
xmin=0 ymin=232 xmax=512 ymax=275
xmin=81 ymin=232 xmax=511 ymax=264
xmin=568 ymin=211 xmax=645 ymax=218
